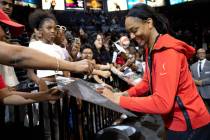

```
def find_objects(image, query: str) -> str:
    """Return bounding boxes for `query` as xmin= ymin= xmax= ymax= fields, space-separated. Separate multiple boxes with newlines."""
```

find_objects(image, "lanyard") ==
xmin=148 ymin=34 xmax=160 ymax=94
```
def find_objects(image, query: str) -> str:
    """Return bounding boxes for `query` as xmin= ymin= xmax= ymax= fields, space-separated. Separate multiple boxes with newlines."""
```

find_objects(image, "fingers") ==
xmin=101 ymin=71 xmax=111 ymax=78
xmin=88 ymin=60 xmax=95 ymax=72
xmin=82 ymin=59 xmax=94 ymax=75
xmin=104 ymin=85 xmax=113 ymax=90
xmin=96 ymin=87 xmax=104 ymax=94
xmin=48 ymin=88 xmax=63 ymax=96
xmin=51 ymin=89 xmax=60 ymax=95
xmin=101 ymin=88 xmax=114 ymax=99
xmin=102 ymin=88 xmax=112 ymax=97
xmin=103 ymin=88 xmax=112 ymax=94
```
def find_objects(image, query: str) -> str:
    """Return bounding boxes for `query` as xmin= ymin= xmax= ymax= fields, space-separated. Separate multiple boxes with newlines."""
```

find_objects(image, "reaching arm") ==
xmin=0 ymin=41 xmax=94 ymax=74
xmin=126 ymin=66 xmax=150 ymax=97
xmin=0 ymin=87 xmax=61 ymax=105
xmin=27 ymin=69 xmax=40 ymax=84
xmin=27 ymin=69 xmax=49 ymax=91
xmin=120 ymin=50 xmax=181 ymax=114
xmin=102 ymin=50 xmax=182 ymax=114
xmin=93 ymin=75 xmax=113 ymax=90
xmin=92 ymin=69 xmax=111 ymax=79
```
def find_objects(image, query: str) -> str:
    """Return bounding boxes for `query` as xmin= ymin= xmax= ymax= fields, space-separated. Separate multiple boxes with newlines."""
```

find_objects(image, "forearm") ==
xmin=93 ymin=75 xmax=104 ymax=84
xmin=98 ymin=64 xmax=110 ymax=70
xmin=27 ymin=69 xmax=40 ymax=84
xmin=127 ymin=80 xmax=149 ymax=97
xmin=120 ymin=63 xmax=128 ymax=71
xmin=92 ymin=69 xmax=101 ymax=75
xmin=0 ymin=42 xmax=78 ymax=71
xmin=3 ymin=94 xmax=35 ymax=105
xmin=13 ymin=48 xmax=75 ymax=71
xmin=10 ymin=91 xmax=47 ymax=101
xmin=0 ymin=87 xmax=35 ymax=105
xmin=115 ymin=91 xmax=129 ymax=97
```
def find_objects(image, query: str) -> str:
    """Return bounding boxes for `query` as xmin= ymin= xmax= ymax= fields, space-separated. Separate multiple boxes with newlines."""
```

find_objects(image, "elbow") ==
xmin=158 ymin=103 xmax=173 ymax=114
xmin=160 ymin=107 xmax=172 ymax=114
xmin=154 ymin=98 xmax=173 ymax=114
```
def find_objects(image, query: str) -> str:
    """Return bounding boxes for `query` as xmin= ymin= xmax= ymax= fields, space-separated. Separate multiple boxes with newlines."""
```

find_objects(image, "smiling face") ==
xmin=0 ymin=0 xmax=13 ymax=16
xmin=125 ymin=16 xmax=151 ymax=48
xmin=94 ymin=34 xmax=103 ymax=50
xmin=82 ymin=48 xmax=93 ymax=60
xmin=70 ymin=41 xmax=81 ymax=58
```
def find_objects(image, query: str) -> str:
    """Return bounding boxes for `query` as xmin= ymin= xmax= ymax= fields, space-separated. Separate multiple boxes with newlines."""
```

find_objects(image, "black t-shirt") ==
xmin=93 ymin=46 xmax=112 ymax=65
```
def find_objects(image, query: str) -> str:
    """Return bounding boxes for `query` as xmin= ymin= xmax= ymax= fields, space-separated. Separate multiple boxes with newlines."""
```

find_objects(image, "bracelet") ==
xmin=55 ymin=57 xmax=60 ymax=72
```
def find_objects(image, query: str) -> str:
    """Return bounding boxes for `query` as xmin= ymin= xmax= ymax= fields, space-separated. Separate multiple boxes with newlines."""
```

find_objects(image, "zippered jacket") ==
xmin=120 ymin=34 xmax=210 ymax=131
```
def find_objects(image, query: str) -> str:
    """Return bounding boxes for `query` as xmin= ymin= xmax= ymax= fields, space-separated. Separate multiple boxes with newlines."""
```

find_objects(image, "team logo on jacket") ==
xmin=160 ymin=63 xmax=167 ymax=76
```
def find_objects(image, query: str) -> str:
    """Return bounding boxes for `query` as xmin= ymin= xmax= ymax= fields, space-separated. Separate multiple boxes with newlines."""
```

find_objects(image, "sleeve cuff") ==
xmin=120 ymin=96 xmax=131 ymax=109
xmin=127 ymin=87 xmax=137 ymax=97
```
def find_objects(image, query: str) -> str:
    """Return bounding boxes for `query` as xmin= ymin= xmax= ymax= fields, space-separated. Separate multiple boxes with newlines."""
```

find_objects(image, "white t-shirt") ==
xmin=29 ymin=40 xmax=65 ymax=78
xmin=61 ymin=47 xmax=70 ymax=60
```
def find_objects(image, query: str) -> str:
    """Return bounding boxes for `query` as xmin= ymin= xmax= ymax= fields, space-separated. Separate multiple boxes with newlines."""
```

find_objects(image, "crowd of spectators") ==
xmin=1 ymin=0 xmax=210 ymax=140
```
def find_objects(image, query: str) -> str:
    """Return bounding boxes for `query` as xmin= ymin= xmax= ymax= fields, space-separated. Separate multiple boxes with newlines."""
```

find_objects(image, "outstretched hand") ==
xmin=74 ymin=59 xmax=95 ymax=75
xmin=99 ymin=71 xmax=111 ymax=79
xmin=39 ymin=88 xmax=63 ymax=101
xmin=96 ymin=88 xmax=120 ymax=104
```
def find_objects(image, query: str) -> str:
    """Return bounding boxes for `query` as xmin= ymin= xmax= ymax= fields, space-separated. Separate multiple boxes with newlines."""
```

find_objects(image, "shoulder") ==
xmin=53 ymin=44 xmax=64 ymax=51
xmin=53 ymin=43 xmax=61 ymax=48
xmin=29 ymin=41 xmax=42 ymax=49
xmin=155 ymin=48 xmax=183 ymax=59
xmin=191 ymin=61 xmax=198 ymax=65
xmin=153 ymin=49 xmax=187 ymax=68
xmin=190 ymin=62 xmax=197 ymax=69
xmin=206 ymin=60 xmax=210 ymax=63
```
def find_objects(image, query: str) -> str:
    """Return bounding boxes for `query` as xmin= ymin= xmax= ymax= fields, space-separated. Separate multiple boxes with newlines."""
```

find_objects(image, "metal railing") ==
xmin=0 ymin=75 xmax=127 ymax=140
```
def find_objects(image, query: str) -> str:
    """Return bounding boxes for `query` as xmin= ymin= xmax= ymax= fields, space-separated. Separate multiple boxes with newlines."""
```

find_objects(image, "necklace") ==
xmin=148 ymin=34 xmax=161 ymax=94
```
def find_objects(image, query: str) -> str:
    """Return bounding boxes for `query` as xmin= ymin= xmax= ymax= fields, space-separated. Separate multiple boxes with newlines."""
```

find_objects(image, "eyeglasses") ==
xmin=56 ymin=25 xmax=66 ymax=32
xmin=1 ymin=1 xmax=13 ymax=8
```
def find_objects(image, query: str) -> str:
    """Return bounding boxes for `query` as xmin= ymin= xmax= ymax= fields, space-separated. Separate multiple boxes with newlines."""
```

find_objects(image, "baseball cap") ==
xmin=0 ymin=9 xmax=24 ymax=28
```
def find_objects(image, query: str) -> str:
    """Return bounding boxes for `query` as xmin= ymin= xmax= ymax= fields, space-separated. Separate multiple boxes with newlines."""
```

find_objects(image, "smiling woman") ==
xmin=100 ymin=3 xmax=210 ymax=140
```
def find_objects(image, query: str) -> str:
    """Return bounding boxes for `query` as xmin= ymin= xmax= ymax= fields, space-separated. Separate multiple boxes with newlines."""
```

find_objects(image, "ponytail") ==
xmin=153 ymin=13 xmax=170 ymax=34
xmin=127 ymin=3 xmax=170 ymax=34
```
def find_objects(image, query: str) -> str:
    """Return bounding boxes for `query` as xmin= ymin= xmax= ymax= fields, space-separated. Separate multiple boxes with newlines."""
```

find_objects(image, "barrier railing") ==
xmin=0 ymin=75 xmax=127 ymax=140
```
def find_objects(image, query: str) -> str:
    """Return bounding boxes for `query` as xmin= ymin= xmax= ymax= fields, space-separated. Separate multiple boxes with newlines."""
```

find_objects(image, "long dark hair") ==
xmin=127 ymin=3 xmax=170 ymax=34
